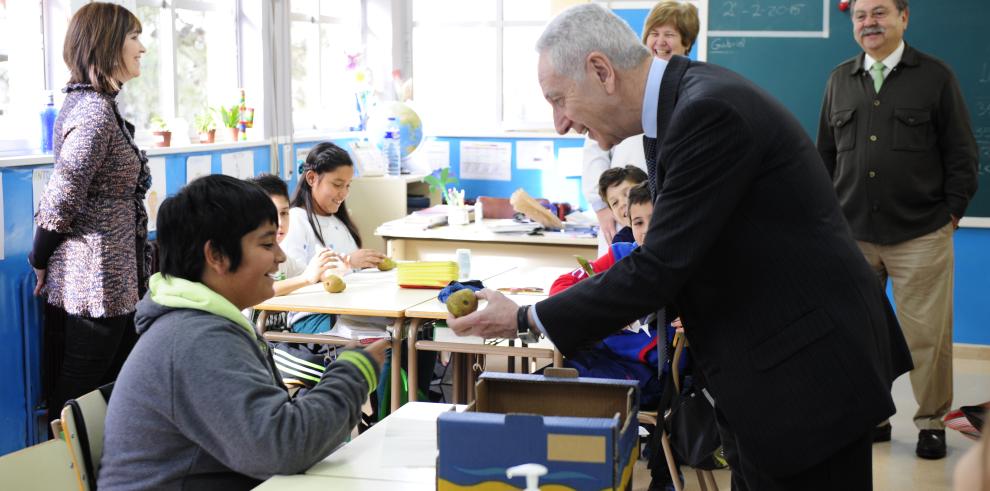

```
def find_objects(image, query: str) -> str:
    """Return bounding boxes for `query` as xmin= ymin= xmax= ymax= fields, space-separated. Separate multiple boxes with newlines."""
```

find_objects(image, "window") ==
xmin=290 ymin=0 xmax=363 ymax=134
xmin=411 ymin=0 xmax=553 ymax=132
xmin=0 ymin=0 xmax=45 ymax=154
xmin=113 ymin=0 xmax=239 ymax=144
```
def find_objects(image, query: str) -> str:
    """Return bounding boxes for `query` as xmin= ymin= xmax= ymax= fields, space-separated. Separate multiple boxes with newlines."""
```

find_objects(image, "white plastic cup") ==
xmin=456 ymin=248 xmax=471 ymax=280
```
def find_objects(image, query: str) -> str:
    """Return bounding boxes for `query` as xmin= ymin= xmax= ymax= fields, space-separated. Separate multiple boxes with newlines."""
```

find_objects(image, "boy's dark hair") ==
xmin=628 ymin=181 xmax=653 ymax=207
xmin=290 ymin=141 xmax=362 ymax=247
xmin=597 ymin=165 xmax=648 ymax=202
xmin=249 ymin=173 xmax=289 ymax=200
xmin=158 ymin=175 xmax=277 ymax=282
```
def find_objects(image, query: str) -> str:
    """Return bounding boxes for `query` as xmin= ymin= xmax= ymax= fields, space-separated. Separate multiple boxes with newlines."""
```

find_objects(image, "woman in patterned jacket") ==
xmin=29 ymin=2 xmax=151 ymax=425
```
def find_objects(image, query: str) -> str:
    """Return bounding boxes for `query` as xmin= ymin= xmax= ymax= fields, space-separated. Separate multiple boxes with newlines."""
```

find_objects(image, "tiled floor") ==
xmin=630 ymin=355 xmax=989 ymax=490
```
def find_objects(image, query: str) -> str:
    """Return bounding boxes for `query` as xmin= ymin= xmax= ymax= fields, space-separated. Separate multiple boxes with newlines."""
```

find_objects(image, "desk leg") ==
xmin=390 ymin=317 xmax=404 ymax=413
xmin=553 ymin=348 xmax=563 ymax=368
xmin=451 ymin=353 xmax=466 ymax=404
xmin=466 ymin=355 xmax=478 ymax=402
xmin=507 ymin=340 xmax=515 ymax=373
xmin=406 ymin=319 xmax=423 ymax=402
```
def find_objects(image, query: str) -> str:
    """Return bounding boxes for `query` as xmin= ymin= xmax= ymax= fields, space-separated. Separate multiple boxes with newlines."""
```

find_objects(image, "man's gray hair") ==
xmin=849 ymin=0 xmax=908 ymax=12
xmin=536 ymin=3 xmax=650 ymax=80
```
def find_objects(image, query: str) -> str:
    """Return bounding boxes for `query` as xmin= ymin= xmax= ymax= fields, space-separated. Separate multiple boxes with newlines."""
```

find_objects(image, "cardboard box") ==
xmin=437 ymin=369 xmax=639 ymax=490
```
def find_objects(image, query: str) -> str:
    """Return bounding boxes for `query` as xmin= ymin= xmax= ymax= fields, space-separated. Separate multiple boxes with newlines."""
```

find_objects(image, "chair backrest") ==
xmin=0 ymin=439 xmax=80 ymax=490
xmin=61 ymin=383 xmax=114 ymax=491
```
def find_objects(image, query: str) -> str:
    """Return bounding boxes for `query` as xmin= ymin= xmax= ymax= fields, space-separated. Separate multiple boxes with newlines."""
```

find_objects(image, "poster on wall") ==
xmin=460 ymin=141 xmax=511 ymax=181
xmin=32 ymin=168 xmax=54 ymax=219
xmin=516 ymin=140 xmax=554 ymax=170
xmin=186 ymin=155 xmax=212 ymax=183
xmin=221 ymin=151 xmax=254 ymax=180
xmin=144 ymin=157 xmax=167 ymax=232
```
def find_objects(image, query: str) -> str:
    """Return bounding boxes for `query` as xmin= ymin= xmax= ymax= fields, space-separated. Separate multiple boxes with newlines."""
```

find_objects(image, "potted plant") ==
xmin=218 ymin=104 xmax=240 ymax=141
xmin=150 ymin=114 xmax=171 ymax=147
xmin=424 ymin=168 xmax=470 ymax=225
xmin=195 ymin=108 xmax=217 ymax=144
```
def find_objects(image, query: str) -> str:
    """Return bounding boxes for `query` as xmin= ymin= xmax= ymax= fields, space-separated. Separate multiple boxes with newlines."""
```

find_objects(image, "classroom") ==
xmin=0 ymin=0 xmax=988 ymax=490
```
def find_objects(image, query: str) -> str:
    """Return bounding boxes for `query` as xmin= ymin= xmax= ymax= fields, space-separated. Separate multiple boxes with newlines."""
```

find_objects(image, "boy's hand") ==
xmin=344 ymin=249 xmax=386 ymax=270
xmin=360 ymin=339 xmax=388 ymax=367
xmin=596 ymin=208 xmax=616 ymax=243
xmin=303 ymin=249 xmax=339 ymax=284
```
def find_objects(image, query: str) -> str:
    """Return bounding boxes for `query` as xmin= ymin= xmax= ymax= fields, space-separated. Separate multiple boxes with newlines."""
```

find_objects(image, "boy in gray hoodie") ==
xmin=98 ymin=175 xmax=386 ymax=490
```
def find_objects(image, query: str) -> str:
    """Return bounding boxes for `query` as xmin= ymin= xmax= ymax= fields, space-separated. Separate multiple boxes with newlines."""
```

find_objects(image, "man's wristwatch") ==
xmin=516 ymin=305 xmax=541 ymax=344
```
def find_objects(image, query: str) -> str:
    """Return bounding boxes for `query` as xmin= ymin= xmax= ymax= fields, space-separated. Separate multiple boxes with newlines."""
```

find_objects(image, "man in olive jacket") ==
xmin=817 ymin=0 xmax=978 ymax=460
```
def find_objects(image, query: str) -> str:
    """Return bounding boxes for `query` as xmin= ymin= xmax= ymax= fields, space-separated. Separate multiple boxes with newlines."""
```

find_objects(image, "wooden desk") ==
xmin=254 ymin=263 xmax=517 ymax=412
xmin=402 ymin=266 xmax=572 ymax=403
xmin=254 ymin=270 xmax=439 ymax=413
xmin=377 ymin=219 xmax=597 ymax=269
xmin=256 ymin=402 xmax=458 ymax=490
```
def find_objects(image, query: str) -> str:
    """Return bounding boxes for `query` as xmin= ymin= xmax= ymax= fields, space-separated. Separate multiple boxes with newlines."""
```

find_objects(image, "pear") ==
xmin=323 ymin=274 xmax=346 ymax=293
xmin=446 ymin=289 xmax=478 ymax=318
xmin=378 ymin=257 xmax=397 ymax=271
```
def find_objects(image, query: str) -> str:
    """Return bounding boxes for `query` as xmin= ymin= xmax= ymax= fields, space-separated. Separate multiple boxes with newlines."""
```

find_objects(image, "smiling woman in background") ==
xmin=29 ymin=1 xmax=151 ymax=426
xmin=642 ymin=0 xmax=700 ymax=60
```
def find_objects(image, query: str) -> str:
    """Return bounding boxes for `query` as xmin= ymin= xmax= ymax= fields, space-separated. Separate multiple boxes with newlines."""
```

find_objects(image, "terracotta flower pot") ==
xmin=227 ymin=127 xmax=239 ymax=142
xmin=152 ymin=130 xmax=171 ymax=148
xmin=199 ymin=129 xmax=216 ymax=144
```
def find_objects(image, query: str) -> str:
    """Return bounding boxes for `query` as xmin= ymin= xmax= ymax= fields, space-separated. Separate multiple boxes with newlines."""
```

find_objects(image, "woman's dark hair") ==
xmin=158 ymin=175 xmax=277 ymax=282
xmin=598 ymin=165 xmax=648 ymax=201
xmin=249 ymin=173 xmax=289 ymax=200
xmin=627 ymin=181 xmax=653 ymax=207
xmin=64 ymin=2 xmax=142 ymax=94
xmin=290 ymin=142 xmax=362 ymax=247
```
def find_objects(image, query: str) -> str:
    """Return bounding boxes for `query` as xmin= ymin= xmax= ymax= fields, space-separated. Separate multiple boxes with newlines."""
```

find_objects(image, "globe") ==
xmin=368 ymin=101 xmax=424 ymax=165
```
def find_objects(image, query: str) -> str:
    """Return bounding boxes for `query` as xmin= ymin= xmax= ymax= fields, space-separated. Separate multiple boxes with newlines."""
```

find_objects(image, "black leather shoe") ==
xmin=916 ymin=429 xmax=947 ymax=459
xmin=872 ymin=423 xmax=892 ymax=443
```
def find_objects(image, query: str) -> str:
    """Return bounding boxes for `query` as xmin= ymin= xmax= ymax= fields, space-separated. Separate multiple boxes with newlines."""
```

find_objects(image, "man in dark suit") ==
xmin=448 ymin=4 xmax=911 ymax=489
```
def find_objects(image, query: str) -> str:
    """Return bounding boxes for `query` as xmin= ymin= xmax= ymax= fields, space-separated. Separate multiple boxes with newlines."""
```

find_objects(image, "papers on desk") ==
xmin=433 ymin=325 xmax=484 ymax=344
xmin=325 ymin=315 xmax=391 ymax=341
xmin=484 ymin=219 xmax=540 ymax=234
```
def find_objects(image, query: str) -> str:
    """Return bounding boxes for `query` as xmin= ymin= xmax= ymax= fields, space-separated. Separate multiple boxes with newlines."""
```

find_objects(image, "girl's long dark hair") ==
xmin=290 ymin=142 xmax=362 ymax=248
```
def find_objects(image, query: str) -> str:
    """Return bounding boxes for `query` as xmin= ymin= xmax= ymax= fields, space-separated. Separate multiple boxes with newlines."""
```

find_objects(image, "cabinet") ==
xmin=346 ymin=174 xmax=439 ymax=252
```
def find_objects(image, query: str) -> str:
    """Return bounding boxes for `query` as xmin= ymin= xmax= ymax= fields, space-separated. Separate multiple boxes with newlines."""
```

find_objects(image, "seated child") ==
xmin=248 ymin=174 xmax=345 ymax=296
xmin=550 ymin=181 xmax=665 ymax=408
xmin=279 ymin=142 xmax=386 ymax=334
xmin=99 ymin=175 xmax=387 ymax=490
xmin=595 ymin=165 xmax=647 ymax=246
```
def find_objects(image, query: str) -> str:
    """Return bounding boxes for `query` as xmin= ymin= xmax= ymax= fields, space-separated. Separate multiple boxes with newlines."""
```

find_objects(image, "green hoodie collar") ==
xmin=149 ymin=273 xmax=257 ymax=340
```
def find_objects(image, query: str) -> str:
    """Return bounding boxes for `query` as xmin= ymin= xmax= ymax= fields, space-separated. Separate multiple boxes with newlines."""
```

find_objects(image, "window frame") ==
xmin=411 ymin=0 xmax=552 ymax=132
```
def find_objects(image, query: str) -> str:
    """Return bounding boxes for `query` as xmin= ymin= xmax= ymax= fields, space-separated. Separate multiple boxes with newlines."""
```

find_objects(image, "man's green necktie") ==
xmin=870 ymin=62 xmax=886 ymax=93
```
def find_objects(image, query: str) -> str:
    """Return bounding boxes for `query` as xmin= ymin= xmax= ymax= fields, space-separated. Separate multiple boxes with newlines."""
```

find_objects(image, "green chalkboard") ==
xmin=709 ymin=0 xmax=825 ymax=33
xmin=707 ymin=0 xmax=990 ymax=218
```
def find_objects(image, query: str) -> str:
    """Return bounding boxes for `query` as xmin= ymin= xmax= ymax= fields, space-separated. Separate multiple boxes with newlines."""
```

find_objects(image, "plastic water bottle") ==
xmin=40 ymin=92 xmax=57 ymax=153
xmin=383 ymin=117 xmax=401 ymax=177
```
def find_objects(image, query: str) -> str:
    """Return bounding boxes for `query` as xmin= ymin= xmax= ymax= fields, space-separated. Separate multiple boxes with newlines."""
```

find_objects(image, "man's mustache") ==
xmin=860 ymin=26 xmax=885 ymax=37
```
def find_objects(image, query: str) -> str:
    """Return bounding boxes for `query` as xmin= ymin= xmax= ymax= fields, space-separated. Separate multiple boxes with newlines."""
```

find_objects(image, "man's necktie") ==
xmin=643 ymin=136 xmax=659 ymax=200
xmin=870 ymin=62 xmax=886 ymax=93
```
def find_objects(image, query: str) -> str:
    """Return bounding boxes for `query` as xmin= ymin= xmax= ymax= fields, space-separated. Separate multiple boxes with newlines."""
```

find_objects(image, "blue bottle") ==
xmin=41 ymin=92 xmax=58 ymax=153
xmin=383 ymin=117 xmax=401 ymax=176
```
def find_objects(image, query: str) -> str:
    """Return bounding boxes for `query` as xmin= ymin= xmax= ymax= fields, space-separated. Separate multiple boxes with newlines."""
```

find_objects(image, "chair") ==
xmin=637 ymin=332 xmax=719 ymax=491
xmin=59 ymin=383 xmax=114 ymax=491
xmin=476 ymin=196 xmax=552 ymax=219
xmin=0 ymin=439 xmax=80 ymax=490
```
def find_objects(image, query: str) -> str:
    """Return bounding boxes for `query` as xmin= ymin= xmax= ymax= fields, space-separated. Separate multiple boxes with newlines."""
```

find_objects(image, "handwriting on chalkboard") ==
xmin=710 ymin=37 xmax=748 ymax=53
xmin=977 ymin=102 xmax=990 ymax=119
xmin=976 ymin=127 xmax=990 ymax=170
xmin=981 ymin=63 xmax=990 ymax=84
xmin=720 ymin=1 xmax=807 ymax=18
